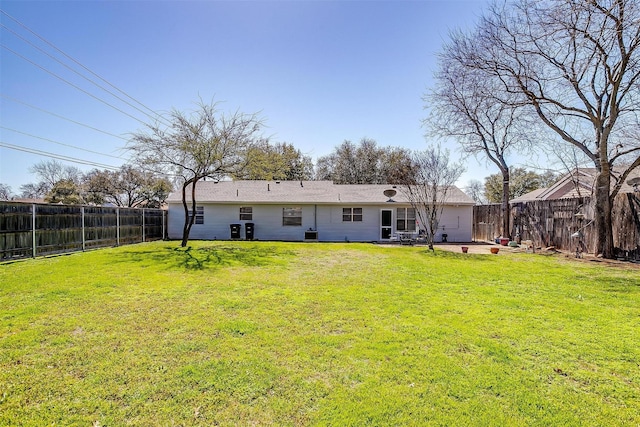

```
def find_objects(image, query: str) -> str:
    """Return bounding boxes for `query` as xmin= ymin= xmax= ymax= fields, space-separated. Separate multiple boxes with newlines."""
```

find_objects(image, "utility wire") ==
xmin=1 ymin=23 xmax=169 ymax=126
xmin=0 ymin=126 xmax=128 ymax=160
xmin=1 ymin=43 xmax=148 ymax=126
xmin=0 ymin=141 xmax=120 ymax=170
xmin=0 ymin=94 xmax=128 ymax=141
xmin=0 ymin=9 xmax=170 ymax=127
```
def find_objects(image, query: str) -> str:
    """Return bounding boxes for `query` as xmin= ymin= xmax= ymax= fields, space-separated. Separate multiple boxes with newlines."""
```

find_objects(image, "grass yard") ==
xmin=1 ymin=242 xmax=639 ymax=426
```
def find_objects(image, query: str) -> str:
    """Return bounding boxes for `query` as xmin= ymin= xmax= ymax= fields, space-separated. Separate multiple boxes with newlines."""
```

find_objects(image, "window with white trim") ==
xmin=239 ymin=207 xmax=253 ymax=221
xmin=282 ymin=207 xmax=302 ymax=226
xmin=396 ymin=208 xmax=416 ymax=231
xmin=189 ymin=206 xmax=204 ymax=225
xmin=342 ymin=207 xmax=363 ymax=222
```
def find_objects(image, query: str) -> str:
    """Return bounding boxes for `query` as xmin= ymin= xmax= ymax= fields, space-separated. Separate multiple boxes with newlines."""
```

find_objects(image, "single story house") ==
xmin=511 ymin=167 xmax=640 ymax=203
xmin=166 ymin=180 xmax=475 ymax=242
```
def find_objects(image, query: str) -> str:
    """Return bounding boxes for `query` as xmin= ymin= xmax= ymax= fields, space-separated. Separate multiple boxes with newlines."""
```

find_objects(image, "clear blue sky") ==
xmin=1 ymin=0 xmax=500 ymax=194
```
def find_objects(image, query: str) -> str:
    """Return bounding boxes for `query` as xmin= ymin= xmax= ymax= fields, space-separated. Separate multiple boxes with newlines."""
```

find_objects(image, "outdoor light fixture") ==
xmin=627 ymin=177 xmax=640 ymax=193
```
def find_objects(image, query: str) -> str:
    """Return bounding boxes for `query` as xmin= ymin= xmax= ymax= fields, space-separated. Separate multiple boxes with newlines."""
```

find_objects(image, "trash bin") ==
xmin=230 ymin=223 xmax=241 ymax=239
xmin=245 ymin=223 xmax=254 ymax=240
xmin=442 ymin=233 xmax=448 ymax=242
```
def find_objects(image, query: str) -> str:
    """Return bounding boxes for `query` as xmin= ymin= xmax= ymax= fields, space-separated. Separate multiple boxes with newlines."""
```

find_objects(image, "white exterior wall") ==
xmin=168 ymin=203 xmax=314 ymax=241
xmin=167 ymin=202 xmax=473 ymax=242
xmin=432 ymin=205 xmax=474 ymax=243
xmin=315 ymin=204 xmax=387 ymax=242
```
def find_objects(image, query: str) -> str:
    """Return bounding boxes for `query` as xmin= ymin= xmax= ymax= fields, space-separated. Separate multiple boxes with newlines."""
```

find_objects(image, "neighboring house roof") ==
xmin=9 ymin=198 xmax=47 ymax=204
xmin=510 ymin=167 xmax=640 ymax=203
xmin=509 ymin=188 xmax=547 ymax=203
xmin=166 ymin=180 xmax=476 ymax=205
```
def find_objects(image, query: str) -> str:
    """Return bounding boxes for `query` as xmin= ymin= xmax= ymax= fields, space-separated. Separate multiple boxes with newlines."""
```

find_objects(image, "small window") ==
xmin=343 ymin=207 xmax=363 ymax=222
xmin=283 ymin=207 xmax=302 ymax=226
xmin=353 ymin=208 xmax=363 ymax=222
xmin=240 ymin=207 xmax=253 ymax=221
xmin=189 ymin=206 xmax=204 ymax=225
xmin=396 ymin=208 xmax=416 ymax=231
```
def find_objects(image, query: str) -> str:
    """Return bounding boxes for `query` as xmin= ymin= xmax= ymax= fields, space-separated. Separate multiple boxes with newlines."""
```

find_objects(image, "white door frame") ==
xmin=380 ymin=209 xmax=393 ymax=240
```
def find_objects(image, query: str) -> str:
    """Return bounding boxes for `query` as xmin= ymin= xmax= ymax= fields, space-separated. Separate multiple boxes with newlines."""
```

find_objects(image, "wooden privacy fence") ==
xmin=473 ymin=193 xmax=640 ymax=261
xmin=0 ymin=202 xmax=167 ymax=261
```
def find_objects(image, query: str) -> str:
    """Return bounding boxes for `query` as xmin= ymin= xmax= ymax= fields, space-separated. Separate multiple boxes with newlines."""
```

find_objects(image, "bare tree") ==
xmin=0 ymin=183 xmax=12 ymax=200
xmin=29 ymin=160 xmax=82 ymax=189
xmin=463 ymin=0 xmax=640 ymax=258
xmin=129 ymin=100 xmax=263 ymax=247
xmin=428 ymin=28 xmax=535 ymax=238
xmin=400 ymin=145 xmax=465 ymax=250
xmin=84 ymin=165 xmax=172 ymax=208
xmin=464 ymin=179 xmax=486 ymax=205
xmin=19 ymin=182 xmax=48 ymax=199
xmin=21 ymin=160 xmax=83 ymax=199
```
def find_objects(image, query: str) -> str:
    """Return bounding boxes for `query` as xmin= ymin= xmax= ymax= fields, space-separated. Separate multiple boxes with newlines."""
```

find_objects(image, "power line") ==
xmin=1 ymin=43 xmax=148 ymax=126
xmin=0 ymin=23 xmax=170 ymax=126
xmin=0 ymin=94 xmax=128 ymax=141
xmin=0 ymin=141 xmax=120 ymax=170
xmin=0 ymin=9 xmax=170 ymax=127
xmin=0 ymin=126 xmax=128 ymax=160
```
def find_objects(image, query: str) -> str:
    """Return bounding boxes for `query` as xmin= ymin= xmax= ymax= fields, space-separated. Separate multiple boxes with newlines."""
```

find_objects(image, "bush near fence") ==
xmin=0 ymin=202 xmax=166 ymax=260
xmin=473 ymin=193 xmax=640 ymax=261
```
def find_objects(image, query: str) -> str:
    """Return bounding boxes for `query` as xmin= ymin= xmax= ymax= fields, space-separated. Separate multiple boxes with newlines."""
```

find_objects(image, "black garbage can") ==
xmin=230 ymin=223 xmax=241 ymax=239
xmin=245 ymin=223 xmax=255 ymax=240
xmin=442 ymin=233 xmax=448 ymax=242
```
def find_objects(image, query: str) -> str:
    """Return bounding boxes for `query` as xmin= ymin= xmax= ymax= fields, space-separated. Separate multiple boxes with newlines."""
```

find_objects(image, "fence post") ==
xmin=142 ymin=208 xmax=146 ymax=243
xmin=116 ymin=208 xmax=120 ymax=246
xmin=162 ymin=210 xmax=166 ymax=240
xmin=32 ymin=203 xmax=36 ymax=258
xmin=82 ymin=206 xmax=86 ymax=251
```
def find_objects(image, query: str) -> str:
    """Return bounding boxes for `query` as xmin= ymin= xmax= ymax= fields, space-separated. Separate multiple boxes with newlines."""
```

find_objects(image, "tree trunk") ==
xmin=181 ymin=179 xmax=197 ymax=247
xmin=501 ymin=169 xmax=510 ymax=239
xmin=425 ymin=206 xmax=436 ymax=251
xmin=594 ymin=170 xmax=614 ymax=258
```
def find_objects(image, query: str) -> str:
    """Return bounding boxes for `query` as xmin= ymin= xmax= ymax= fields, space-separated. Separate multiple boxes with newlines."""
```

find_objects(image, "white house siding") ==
xmin=168 ymin=203 xmax=316 ymax=241
xmin=168 ymin=202 xmax=473 ymax=242
xmin=433 ymin=205 xmax=473 ymax=243
xmin=315 ymin=204 xmax=393 ymax=242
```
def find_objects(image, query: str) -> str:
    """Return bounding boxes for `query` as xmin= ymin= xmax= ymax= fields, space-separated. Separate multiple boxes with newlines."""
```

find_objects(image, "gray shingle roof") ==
xmin=510 ymin=167 xmax=640 ymax=202
xmin=167 ymin=180 xmax=475 ymax=205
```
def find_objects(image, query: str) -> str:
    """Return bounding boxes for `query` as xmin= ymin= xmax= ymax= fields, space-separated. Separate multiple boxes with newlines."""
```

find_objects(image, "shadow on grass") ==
xmin=425 ymin=248 xmax=497 ymax=261
xmin=114 ymin=243 xmax=296 ymax=270
xmin=576 ymin=274 xmax=640 ymax=292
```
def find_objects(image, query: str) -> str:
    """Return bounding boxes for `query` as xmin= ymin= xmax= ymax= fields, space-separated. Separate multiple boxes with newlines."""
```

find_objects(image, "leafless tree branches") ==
xmin=400 ymin=145 xmax=465 ymax=250
xmin=129 ymin=100 xmax=264 ymax=246
xmin=436 ymin=0 xmax=640 ymax=257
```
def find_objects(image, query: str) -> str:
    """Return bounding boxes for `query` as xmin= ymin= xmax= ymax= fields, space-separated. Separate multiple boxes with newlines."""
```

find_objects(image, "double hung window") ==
xmin=396 ymin=208 xmax=416 ymax=231
xmin=283 ymin=207 xmax=302 ymax=226
xmin=342 ymin=207 xmax=363 ymax=222
xmin=239 ymin=207 xmax=253 ymax=221
xmin=189 ymin=206 xmax=204 ymax=224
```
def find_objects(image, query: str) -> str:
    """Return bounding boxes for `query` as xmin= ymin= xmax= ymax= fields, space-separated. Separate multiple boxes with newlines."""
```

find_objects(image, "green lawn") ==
xmin=1 ymin=242 xmax=639 ymax=426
